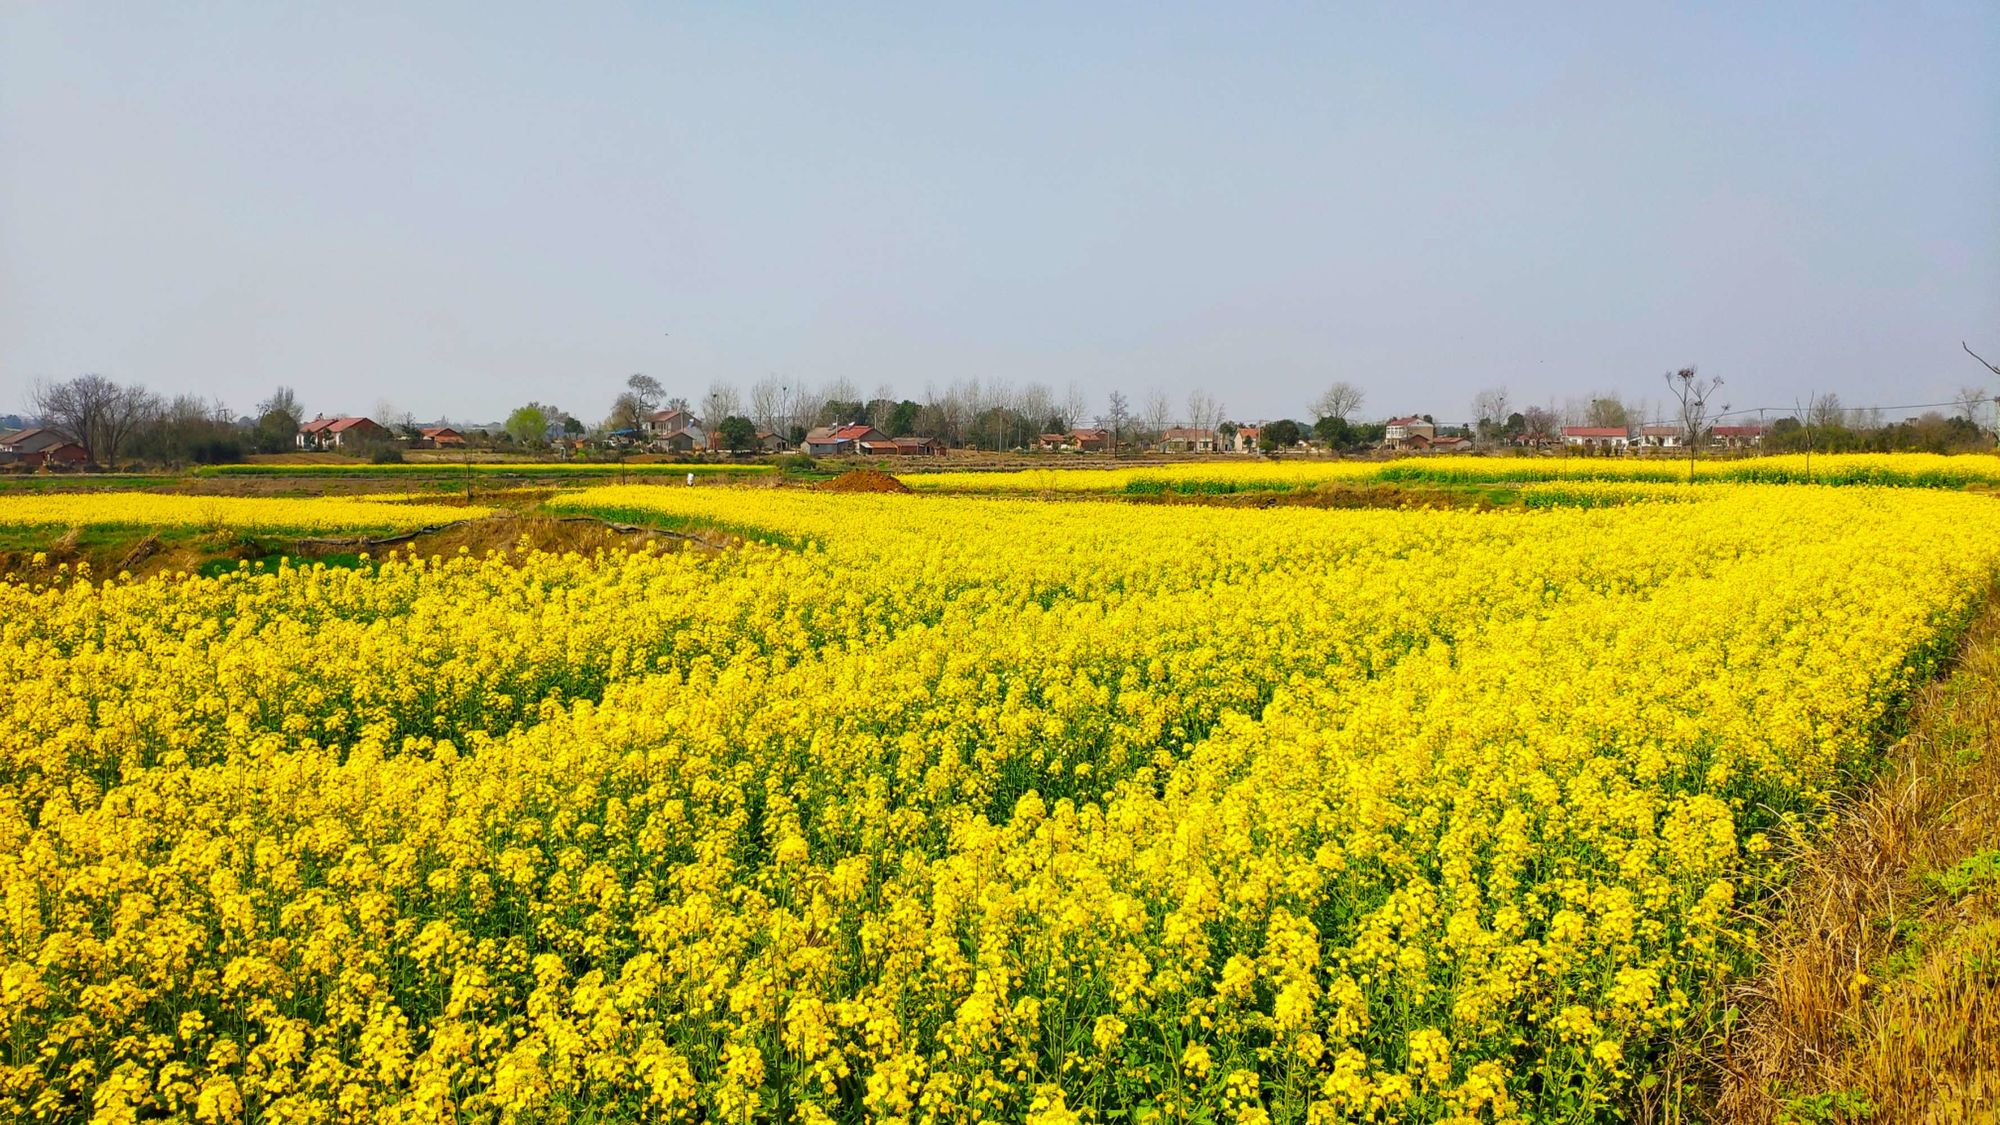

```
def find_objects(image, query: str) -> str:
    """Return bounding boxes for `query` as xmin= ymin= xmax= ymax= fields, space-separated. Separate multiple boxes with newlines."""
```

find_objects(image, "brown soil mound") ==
xmin=817 ymin=469 xmax=913 ymax=494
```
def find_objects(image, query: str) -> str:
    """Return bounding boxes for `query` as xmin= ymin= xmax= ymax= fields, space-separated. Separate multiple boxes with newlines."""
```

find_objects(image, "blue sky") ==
xmin=2 ymin=2 xmax=1994 ymax=424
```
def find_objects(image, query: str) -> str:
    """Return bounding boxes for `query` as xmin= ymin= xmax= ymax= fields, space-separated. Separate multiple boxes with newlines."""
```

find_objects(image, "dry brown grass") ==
xmin=1703 ymin=595 xmax=2000 ymax=1123
xmin=353 ymin=513 xmax=719 ymax=560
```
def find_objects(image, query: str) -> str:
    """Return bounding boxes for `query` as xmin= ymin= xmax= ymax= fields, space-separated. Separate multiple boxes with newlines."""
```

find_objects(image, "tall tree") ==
xmin=1954 ymin=384 xmax=1991 ymax=430
xmin=1060 ymin=384 xmax=1089 ymax=433
xmin=1471 ymin=387 xmax=1512 ymax=441
xmin=1521 ymin=405 xmax=1559 ymax=446
xmin=257 ymin=387 xmax=303 ymax=430
xmin=1662 ymin=366 xmax=1724 ymax=483
xmin=1585 ymin=396 xmax=1631 ymax=428
xmin=704 ymin=382 xmax=742 ymax=426
xmin=254 ymin=386 xmax=305 ymax=453
xmin=33 ymin=374 xmax=157 ymax=467
xmin=1142 ymin=390 xmax=1173 ymax=445
xmin=605 ymin=391 xmax=647 ymax=434
xmin=1260 ymin=419 xmax=1303 ymax=451
xmin=750 ymin=377 xmax=786 ymax=435
xmin=1097 ymin=391 xmax=1132 ymax=458
xmin=1311 ymin=381 xmax=1365 ymax=423
xmin=715 ymin=415 xmax=758 ymax=452
xmin=506 ymin=404 xmax=550 ymax=447
xmin=1186 ymin=389 xmax=1226 ymax=450
xmin=627 ymin=374 xmax=665 ymax=412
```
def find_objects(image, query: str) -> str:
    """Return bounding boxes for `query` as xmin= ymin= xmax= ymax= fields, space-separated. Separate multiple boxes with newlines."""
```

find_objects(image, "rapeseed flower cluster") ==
xmin=3 ymin=483 xmax=1995 ymax=1122
xmin=905 ymin=451 xmax=2000 ymax=494
xmin=0 ymin=493 xmax=492 ymax=533
xmin=203 ymin=463 xmax=771 ymax=478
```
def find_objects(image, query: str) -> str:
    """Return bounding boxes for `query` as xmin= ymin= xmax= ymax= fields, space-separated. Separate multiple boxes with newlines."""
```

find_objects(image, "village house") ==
xmin=1038 ymin=433 xmax=1069 ymax=452
xmin=1383 ymin=416 xmax=1436 ymax=450
xmin=1232 ymin=426 xmax=1261 ymax=452
xmin=655 ymin=428 xmax=705 ymax=454
xmin=297 ymin=415 xmax=391 ymax=451
xmin=1710 ymin=424 xmax=1765 ymax=449
xmin=893 ymin=436 xmax=946 ymax=456
xmin=1562 ymin=425 xmax=1632 ymax=451
xmin=1068 ymin=428 xmax=1111 ymax=453
xmin=642 ymin=408 xmax=699 ymax=439
xmin=1158 ymin=427 xmax=1218 ymax=453
xmin=1638 ymin=425 xmax=1682 ymax=449
xmin=0 ymin=428 xmax=88 ymax=468
xmin=640 ymin=409 xmax=708 ymax=452
xmin=416 ymin=426 xmax=465 ymax=448
xmin=1426 ymin=434 xmax=1473 ymax=453
xmin=753 ymin=430 xmax=788 ymax=452
xmin=802 ymin=424 xmax=888 ymax=456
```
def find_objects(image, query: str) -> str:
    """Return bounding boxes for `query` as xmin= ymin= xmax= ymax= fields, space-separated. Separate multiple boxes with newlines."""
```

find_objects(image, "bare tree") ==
xmin=1520 ymin=405 xmax=1559 ymax=446
xmin=704 ymin=381 xmax=742 ymax=427
xmin=791 ymin=384 xmax=827 ymax=435
xmin=750 ymin=377 xmax=785 ymax=436
xmin=819 ymin=378 xmax=860 ymax=424
xmin=1796 ymin=391 xmax=1823 ymax=482
xmin=1471 ymin=387 xmax=1512 ymax=442
xmin=867 ymin=383 xmax=899 ymax=432
xmin=1662 ymin=366 xmax=1724 ymax=483
xmin=1060 ymin=383 xmax=1089 ymax=433
xmin=1954 ymin=384 xmax=1991 ymax=430
xmin=1098 ymin=391 xmax=1132 ymax=459
xmin=1965 ymin=341 xmax=2000 ymax=378
xmin=1310 ymin=381 xmax=1365 ymax=423
xmin=1808 ymin=392 xmax=1845 ymax=431
xmin=257 ymin=386 xmax=304 ymax=430
xmin=1018 ymin=382 xmax=1055 ymax=436
xmin=1186 ymin=389 xmax=1226 ymax=451
xmin=1142 ymin=389 xmax=1173 ymax=448
xmin=33 ymin=374 xmax=158 ymax=467
xmin=627 ymin=374 xmax=665 ymax=412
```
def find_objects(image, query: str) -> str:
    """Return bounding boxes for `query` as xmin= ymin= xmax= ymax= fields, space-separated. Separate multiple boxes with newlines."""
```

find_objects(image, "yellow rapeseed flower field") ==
xmin=3 ymin=482 xmax=1995 ymax=1122
xmin=0 ymin=493 xmax=493 ymax=533
xmin=904 ymin=451 xmax=2000 ymax=494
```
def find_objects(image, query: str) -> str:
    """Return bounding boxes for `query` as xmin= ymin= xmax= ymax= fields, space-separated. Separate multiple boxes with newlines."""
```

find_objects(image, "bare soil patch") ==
xmin=816 ymin=469 xmax=913 ymax=494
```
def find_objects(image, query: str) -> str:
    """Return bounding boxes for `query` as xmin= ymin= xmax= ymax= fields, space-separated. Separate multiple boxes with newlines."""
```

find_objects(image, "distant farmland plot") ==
xmin=901 ymin=451 xmax=2000 ymax=494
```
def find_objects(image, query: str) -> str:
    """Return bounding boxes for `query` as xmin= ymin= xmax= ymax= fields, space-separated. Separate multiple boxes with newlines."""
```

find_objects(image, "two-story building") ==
xmin=1383 ymin=416 xmax=1436 ymax=450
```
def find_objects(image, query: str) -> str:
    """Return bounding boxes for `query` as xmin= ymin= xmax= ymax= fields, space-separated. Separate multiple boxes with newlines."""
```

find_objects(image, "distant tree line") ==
xmin=19 ymin=359 xmax=2000 ymax=470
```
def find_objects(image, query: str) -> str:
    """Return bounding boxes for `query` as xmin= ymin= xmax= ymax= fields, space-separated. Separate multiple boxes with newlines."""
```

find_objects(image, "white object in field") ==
xmin=686 ymin=472 xmax=695 ymax=486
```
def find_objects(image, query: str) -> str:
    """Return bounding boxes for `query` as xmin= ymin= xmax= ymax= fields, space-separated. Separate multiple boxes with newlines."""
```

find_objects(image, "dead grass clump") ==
xmin=354 ymin=514 xmax=707 ymax=562
xmin=816 ymin=469 xmax=913 ymax=494
xmin=1706 ymin=597 xmax=2000 ymax=1123
xmin=116 ymin=534 xmax=162 ymax=572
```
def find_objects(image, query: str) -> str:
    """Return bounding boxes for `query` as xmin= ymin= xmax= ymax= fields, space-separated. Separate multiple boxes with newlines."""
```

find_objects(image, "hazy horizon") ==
xmin=4 ymin=3 xmax=1996 ymax=426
